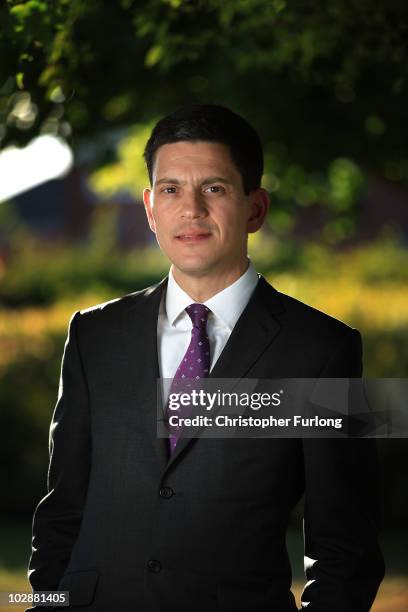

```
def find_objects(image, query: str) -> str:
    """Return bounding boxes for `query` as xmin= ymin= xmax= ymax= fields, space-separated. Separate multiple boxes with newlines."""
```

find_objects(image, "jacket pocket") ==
xmin=57 ymin=569 xmax=100 ymax=607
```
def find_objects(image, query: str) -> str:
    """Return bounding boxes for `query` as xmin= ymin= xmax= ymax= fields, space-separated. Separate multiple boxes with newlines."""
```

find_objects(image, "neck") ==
xmin=171 ymin=260 xmax=249 ymax=302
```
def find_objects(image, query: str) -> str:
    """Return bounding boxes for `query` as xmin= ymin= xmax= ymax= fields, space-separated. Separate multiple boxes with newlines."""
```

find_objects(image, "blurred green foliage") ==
xmin=89 ymin=123 xmax=367 ymax=245
xmin=1 ymin=0 xmax=408 ymax=242
xmin=0 ymin=237 xmax=168 ymax=307
xmin=0 ymin=201 xmax=167 ymax=306
xmin=2 ymin=202 xmax=408 ymax=307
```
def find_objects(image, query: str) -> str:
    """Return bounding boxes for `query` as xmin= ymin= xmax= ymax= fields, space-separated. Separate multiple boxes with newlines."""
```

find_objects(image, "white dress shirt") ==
xmin=157 ymin=260 xmax=259 ymax=381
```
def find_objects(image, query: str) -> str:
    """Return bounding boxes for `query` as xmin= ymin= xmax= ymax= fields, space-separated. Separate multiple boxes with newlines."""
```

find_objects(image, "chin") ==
xmin=172 ymin=260 xmax=216 ymax=278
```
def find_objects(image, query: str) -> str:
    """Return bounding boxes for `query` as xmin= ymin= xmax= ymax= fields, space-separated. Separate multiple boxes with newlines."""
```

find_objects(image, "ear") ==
xmin=143 ymin=188 xmax=156 ymax=233
xmin=247 ymin=188 xmax=270 ymax=233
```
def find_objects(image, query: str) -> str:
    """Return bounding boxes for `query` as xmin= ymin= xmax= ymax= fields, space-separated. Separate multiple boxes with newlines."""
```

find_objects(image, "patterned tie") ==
xmin=167 ymin=303 xmax=211 ymax=453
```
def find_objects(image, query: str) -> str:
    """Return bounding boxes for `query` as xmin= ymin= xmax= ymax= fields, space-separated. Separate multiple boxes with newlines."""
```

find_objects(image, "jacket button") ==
xmin=147 ymin=559 xmax=162 ymax=573
xmin=159 ymin=486 xmax=174 ymax=499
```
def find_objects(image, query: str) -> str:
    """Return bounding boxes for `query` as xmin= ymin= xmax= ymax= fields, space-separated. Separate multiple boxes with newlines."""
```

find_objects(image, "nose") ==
xmin=180 ymin=190 xmax=208 ymax=219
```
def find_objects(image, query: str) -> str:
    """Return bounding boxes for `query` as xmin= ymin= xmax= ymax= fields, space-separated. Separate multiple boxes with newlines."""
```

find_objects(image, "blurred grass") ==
xmin=0 ymin=522 xmax=406 ymax=611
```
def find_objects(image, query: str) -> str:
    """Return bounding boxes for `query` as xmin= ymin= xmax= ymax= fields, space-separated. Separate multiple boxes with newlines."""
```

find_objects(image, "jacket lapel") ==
xmin=119 ymin=277 xmax=169 ymax=472
xmin=209 ymin=275 xmax=283 ymax=378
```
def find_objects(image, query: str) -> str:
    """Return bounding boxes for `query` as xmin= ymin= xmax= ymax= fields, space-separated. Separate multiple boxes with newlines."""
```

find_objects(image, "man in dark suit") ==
xmin=28 ymin=105 xmax=384 ymax=611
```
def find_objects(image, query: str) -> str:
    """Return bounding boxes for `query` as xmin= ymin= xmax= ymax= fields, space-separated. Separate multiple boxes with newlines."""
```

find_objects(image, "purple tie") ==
xmin=168 ymin=303 xmax=211 ymax=453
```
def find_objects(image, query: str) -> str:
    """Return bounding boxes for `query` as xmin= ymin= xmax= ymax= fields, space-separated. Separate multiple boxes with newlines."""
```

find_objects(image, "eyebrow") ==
xmin=155 ymin=176 xmax=233 ymax=186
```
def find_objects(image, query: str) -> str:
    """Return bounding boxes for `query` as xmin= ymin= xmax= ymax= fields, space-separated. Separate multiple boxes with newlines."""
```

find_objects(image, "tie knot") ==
xmin=185 ymin=303 xmax=210 ymax=329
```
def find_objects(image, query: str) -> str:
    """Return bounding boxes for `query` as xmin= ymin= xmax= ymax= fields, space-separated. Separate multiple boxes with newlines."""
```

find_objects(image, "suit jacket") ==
xmin=28 ymin=276 xmax=384 ymax=611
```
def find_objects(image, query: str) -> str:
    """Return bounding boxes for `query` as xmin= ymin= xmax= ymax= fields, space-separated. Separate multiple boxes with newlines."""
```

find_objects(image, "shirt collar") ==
xmin=165 ymin=271 xmax=197 ymax=327
xmin=165 ymin=260 xmax=259 ymax=331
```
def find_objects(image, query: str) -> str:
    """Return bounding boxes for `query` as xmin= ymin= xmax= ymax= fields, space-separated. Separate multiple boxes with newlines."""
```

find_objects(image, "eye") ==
xmin=161 ymin=186 xmax=177 ymax=194
xmin=204 ymin=185 xmax=224 ymax=194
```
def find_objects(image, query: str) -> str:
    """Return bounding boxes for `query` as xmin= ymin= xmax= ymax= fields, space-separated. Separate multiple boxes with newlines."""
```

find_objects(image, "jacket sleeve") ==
xmin=28 ymin=311 xmax=91 ymax=591
xmin=300 ymin=329 xmax=385 ymax=611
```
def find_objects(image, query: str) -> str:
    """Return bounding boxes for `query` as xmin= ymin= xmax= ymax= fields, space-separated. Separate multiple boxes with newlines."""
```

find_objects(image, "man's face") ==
xmin=143 ymin=141 xmax=266 ymax=279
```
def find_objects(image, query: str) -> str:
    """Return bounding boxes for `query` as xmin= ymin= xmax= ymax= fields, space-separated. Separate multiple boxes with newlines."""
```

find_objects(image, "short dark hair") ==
xmin=143 ymin=104 xmax=263 ymax=195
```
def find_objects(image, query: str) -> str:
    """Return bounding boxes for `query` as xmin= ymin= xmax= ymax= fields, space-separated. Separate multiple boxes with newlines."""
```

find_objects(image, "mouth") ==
xmin=175 ymin=232 xmax=212 ymax=243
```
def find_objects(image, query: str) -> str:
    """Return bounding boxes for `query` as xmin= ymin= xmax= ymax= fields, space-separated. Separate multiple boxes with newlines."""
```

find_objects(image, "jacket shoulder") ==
xmin=278 ymin=290 xmax=356 ymax=334
xmin=76 ymin=278 xmax=165 ymax=323
xmin=266 ymin=284 xmax=362 ymax=374
xmin=259 ymin=276 xmax=359 ymax=345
